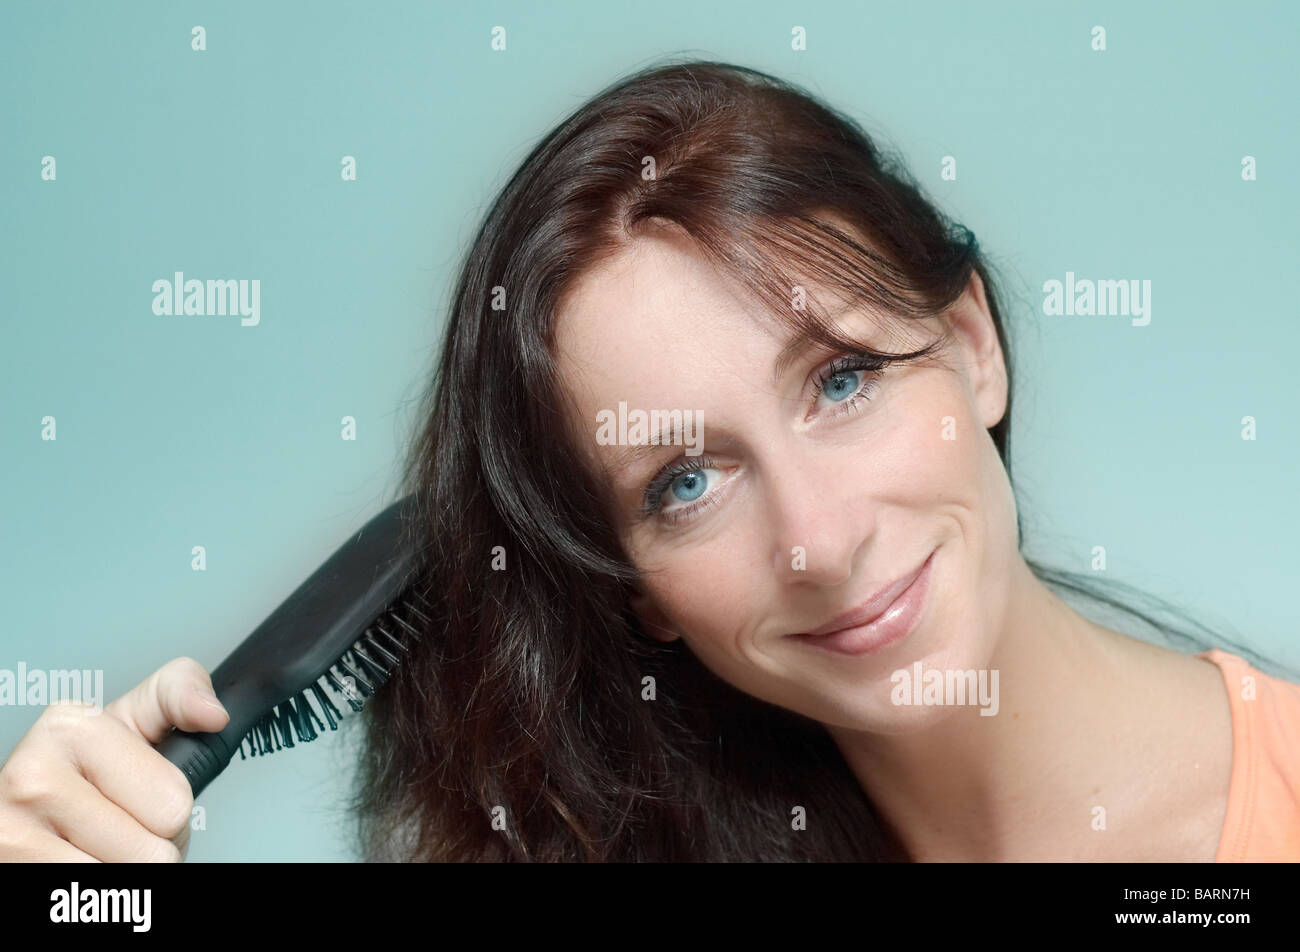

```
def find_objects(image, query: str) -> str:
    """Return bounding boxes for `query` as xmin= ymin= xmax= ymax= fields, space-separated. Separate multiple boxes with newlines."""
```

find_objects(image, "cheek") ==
xmin=873 ymin=371 xmax=1018 ymax=605
xmin=639 ymin=544 xmax=760 ymax=647
xmin=632 ymin=521 xmax=777 ymax=686
xmin=870 ymin=370 xmax=990 ymax=510
xmin=642 ymin=560 xmax=791 ymax=709
xmin=905 ymin=373 xmax=1020 ymax=637
xmin=929 ymin=374 xmax=1017 ymax=541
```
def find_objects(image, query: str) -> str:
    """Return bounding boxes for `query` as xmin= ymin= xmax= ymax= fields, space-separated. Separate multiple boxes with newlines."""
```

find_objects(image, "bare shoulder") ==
xmin=1095 ymin=629 xmax=1234 ymax=860
xmin=1147 ymin=644 xmax=1235 ymax=861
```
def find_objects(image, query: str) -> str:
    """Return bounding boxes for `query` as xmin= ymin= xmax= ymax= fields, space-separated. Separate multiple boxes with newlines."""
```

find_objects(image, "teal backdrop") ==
xmin=2 ymin=1 xmax=1296 ymax=860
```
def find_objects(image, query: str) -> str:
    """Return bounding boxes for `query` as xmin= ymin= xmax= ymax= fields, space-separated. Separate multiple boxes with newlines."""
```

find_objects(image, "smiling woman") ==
xmin=352 ymin=57 xmax=1300 ymax=862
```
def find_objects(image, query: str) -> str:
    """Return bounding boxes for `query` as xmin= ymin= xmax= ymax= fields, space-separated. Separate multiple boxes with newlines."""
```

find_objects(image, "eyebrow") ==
xmin=602 ymin=416 xmax=692 ymax=483
xmin=772 ymin=303 xmax=869 ymax=385
xmin=771 ymin=328 xmax=821 ymax=387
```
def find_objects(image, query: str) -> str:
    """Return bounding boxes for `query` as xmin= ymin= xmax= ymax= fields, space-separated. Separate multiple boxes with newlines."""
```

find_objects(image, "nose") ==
xmin=765 ymin=440 xmax=874 ymax=588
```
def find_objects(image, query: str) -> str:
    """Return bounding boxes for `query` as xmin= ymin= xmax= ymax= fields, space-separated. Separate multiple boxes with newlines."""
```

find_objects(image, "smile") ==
xmin=788 ymin=547 xmax=936 ymax=656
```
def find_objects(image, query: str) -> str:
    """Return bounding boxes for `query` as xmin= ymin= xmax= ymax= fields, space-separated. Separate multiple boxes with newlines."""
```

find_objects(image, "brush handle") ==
xmin=156 ymin=727 xmax=235 ymax=798
xmin=155 ymin=670 xmax=275 ymax=797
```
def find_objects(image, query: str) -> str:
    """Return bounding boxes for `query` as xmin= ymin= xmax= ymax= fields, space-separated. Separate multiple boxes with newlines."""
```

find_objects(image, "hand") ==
xmin=0 ymin=657 xmax=229 ymax=861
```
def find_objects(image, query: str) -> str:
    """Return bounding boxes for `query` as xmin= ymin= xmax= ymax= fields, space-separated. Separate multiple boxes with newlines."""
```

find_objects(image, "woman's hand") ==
xmin=0 ymin=657 xmax=228 ymax=861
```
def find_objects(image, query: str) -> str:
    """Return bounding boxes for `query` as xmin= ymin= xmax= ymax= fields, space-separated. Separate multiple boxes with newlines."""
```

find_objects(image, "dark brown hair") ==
xmin=349 ymin=57 xmax=1259 ymax=862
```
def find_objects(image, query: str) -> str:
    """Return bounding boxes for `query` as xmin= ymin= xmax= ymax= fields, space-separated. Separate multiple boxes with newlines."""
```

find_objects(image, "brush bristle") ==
xmin=237 ymin=588 xmax=430 ymax=759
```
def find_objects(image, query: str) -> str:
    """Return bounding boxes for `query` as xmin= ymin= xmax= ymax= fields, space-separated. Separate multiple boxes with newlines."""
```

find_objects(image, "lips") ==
xmin=788 ymin=548 xmax=936 ymax=656
xmin=797 ymin=550 xmax=934 ymax=637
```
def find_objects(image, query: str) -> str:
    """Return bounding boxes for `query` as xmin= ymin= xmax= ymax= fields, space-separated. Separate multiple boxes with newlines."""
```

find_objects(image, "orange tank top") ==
xmin=1197 ymin=649 xmax=1300 ymax=861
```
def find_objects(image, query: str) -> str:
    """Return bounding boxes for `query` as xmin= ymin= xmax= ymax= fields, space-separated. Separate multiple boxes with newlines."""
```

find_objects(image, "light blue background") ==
xmin=2 ymin=1 xmax=1296 ymax=860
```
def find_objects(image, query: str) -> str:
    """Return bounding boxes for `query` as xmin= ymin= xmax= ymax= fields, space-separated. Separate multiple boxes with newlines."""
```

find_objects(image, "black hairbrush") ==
xmin=155 ymin=495 xmax=426 ymax=797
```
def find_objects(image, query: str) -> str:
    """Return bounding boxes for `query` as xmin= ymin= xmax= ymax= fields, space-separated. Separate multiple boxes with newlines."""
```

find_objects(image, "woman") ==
xmin=349 ymin=59 xmax=1300 ymax=862
xmin=1 ymin=59 xmax=1295 ymax=863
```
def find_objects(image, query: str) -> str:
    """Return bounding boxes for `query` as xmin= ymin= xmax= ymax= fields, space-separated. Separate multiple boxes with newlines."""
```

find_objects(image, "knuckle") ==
xmin=0 ymin=757 xmax=52 ymax=808
xmin=156 ymin=657 xmax=215 ymax=712
xmin=160 ymin=656 xmax=205 ymax=684
xmin=40 ymin=701 xmax=94 ymax=738
xmin=0 ymin=828 xmax=43 ymax=861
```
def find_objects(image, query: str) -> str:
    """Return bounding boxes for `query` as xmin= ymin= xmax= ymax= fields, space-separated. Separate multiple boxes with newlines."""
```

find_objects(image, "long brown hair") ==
xmin=349 ymin=57 xmax=1258 ymax=861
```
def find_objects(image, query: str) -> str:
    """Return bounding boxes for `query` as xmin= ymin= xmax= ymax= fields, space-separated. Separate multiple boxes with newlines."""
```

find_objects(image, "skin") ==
xmin=0 ymin=658 xmax=226 ymax=861
xmin=555 ymin=218 xmax=1235 ymax=861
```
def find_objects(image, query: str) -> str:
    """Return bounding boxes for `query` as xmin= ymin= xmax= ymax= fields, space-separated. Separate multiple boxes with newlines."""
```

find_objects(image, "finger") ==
xmin=104 ymin=657 xmax=229 ymax=744
xmin=49 ymin=705 xmax=194 ymax=840
xmin=39 ymin=770 xmax=182 ymax=863
xmin=0 ymin=819 xmax=102 ymax=862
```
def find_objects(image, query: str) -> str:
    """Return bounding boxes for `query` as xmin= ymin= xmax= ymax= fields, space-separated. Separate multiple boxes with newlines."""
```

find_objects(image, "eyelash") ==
xmin=809 ymin=353 xmax=888 ymax=414
xmin=638 ymin=353 xmax=890 ymax=527
xmin=639 ymin=452 xmax=722 ymax=526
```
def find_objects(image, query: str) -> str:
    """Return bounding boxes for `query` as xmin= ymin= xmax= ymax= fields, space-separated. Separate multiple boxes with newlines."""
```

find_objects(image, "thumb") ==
xmin=105 ymin=656 xmax=230 ymax=743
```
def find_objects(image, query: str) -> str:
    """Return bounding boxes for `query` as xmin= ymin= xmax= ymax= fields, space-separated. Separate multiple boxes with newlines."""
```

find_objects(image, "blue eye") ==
xmin=659 ymin=468 xmax=723 ymax=519
xmin=811 ymin=354 xmax=888 ymax=414
xmin=666 ymin=469 xmax=709 ymax=503
xmin=820 ymin=369 xmax=861 ymax=402
xmin=641 ymin=457 xmax=723 ymax=525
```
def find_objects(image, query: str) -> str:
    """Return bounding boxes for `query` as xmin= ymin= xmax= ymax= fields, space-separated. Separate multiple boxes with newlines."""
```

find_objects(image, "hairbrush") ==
xmin=154 ymin=495 xmax=426 ymax=797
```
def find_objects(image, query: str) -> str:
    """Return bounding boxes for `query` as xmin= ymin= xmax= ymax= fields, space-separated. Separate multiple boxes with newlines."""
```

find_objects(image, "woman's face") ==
xmin=554 ymin=220 xmax=1019 ymax=733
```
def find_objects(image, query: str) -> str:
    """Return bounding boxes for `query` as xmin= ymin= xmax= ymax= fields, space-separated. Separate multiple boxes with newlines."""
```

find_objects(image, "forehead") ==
xmin=552 ymin=222 xmax=911 ymax=403
xmin=554 ymin=226 xmax=770 ymax=389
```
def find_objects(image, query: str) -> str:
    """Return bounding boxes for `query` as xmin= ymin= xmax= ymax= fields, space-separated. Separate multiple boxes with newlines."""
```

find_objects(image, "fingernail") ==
xmin=197 ymin=690 xmax=228 ymax=717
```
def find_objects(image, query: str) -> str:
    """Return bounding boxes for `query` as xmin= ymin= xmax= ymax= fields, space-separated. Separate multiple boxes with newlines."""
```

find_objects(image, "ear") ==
xmin=630 ymin=586 xmax=681 ymax=643
xmin=945 ymin=267 xmax=1008 ymax=430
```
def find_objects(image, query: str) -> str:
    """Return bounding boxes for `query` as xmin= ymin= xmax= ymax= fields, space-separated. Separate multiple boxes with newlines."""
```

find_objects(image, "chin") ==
xmin=808 ymin=629 xmax=1000 ymax=734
